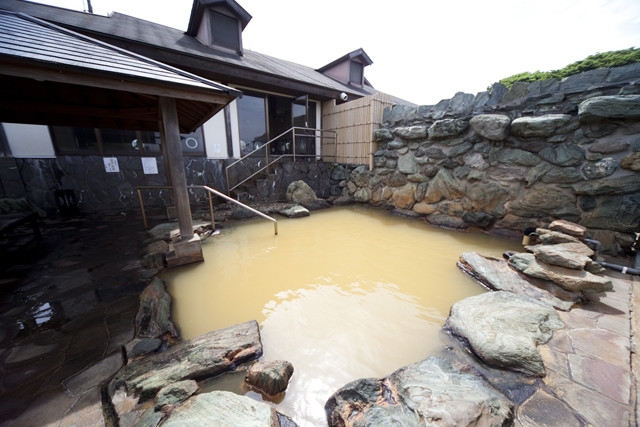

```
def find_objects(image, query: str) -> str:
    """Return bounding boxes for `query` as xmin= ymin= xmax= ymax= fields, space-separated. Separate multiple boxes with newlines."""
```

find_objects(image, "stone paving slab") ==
xmin=528 ymin=273 xmax=636 ymax=427
xmin=0 ymin=215 xmax=150 ymax=426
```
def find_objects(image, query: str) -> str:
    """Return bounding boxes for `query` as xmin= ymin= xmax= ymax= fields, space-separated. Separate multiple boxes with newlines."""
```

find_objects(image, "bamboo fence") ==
xmin=321 ymin=92 xmax=394 ymax=168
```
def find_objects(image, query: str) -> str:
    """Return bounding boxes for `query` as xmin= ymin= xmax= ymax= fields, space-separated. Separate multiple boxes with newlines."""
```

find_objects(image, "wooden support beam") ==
xmin=159 ymin=96 xmax=193 ymax=240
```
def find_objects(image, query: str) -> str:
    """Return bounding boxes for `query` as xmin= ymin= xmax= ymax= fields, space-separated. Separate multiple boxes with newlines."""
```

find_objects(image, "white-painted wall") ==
xmin=229 ymin=100 xmax=241 ymax=159
xmin=202 ymin=109 xmax=228 ymax=158
xmin=3 ymin=123 xmax=55 ymax=158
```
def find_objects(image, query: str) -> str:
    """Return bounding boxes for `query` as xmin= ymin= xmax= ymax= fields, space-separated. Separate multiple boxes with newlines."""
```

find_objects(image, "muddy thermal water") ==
xmin=163 ymin=204 xmax=522 ymax=426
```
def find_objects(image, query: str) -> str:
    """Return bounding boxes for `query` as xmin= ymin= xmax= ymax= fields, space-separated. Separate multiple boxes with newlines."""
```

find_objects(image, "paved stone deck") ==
xmin=0 ymin=214 xmax=637 ymax=426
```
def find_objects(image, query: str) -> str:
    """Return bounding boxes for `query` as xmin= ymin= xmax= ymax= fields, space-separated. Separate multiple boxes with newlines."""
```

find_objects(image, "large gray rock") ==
xmin=325 ymin=357 xmax=513 ymax=426
xmin=423 ymin=168 xmax=466 ymax=203
xmin=572 ymin=174 xmax=640 ymax=196
xmin=511 ymin=114 xmax=572 ymax=137
xmin=114 ymin=321 xmax=262 ymax=399
xmin=508 ymin=253 xmax=613 ymax=293
xmin=499 ymin=148 xmax=541 ymax=166
xmin=508 ymin=186 xmax=580 ymax=221
xmin=154 ymin=380 xmax=198 ymax=410
xmin=547 ymin=219 xmax=586 ymax=238
xmin=532 ymin=242 xmax=595 ymax=270
xmin=535 ymin=229 xmax=582 ymax=245
xmin=394 ymin=125 xmax=428 ymax=140
xmin=469 ymin=114 xmax=511 ymax=140
xmin=135 ymin=278 xmax=179 ymax=339
xmin=446 ymin=291 xmax=562 ymax=376
xmin=538 ymin=142 xmax=585 ymax=166
xmin=286 ymin=180 xmax=317 ymax=205
xmin=578 ymin=95 xmax=640 ymax=121
xmin=428 ymin=118 xmax=469 ymax=139
xmin=163 ymin=391 xmax=293 ymax=426
xmin=457 ymin=252 xmax=582 ymax=311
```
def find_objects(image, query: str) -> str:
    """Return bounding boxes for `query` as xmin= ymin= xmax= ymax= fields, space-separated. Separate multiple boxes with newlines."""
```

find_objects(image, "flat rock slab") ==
xmin=457 ymin=252 xmax=583 ymax=311
xmin=446 ymin=291 xmax=563 ymax=376
xmin=114 ymin=320 xmax=262 ymax=400
xmin=532 ymin=242 xmax=594 ymax=270
xmin=508 ymin=252 xmax=613 ymax=293
xmin=163 ymin=391 xmax=291 ymax=427
xmin=326 ymin=356 xmax=513 ymax=426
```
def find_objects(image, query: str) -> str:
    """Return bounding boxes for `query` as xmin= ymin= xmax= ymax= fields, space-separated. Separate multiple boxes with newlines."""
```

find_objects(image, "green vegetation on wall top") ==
xmin=494 ymin=47 xmax=640 ymax=89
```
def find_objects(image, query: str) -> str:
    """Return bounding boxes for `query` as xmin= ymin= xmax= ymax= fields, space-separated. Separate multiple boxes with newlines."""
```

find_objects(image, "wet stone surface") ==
xmin=0 ymin=213 xmax=151 ymax=426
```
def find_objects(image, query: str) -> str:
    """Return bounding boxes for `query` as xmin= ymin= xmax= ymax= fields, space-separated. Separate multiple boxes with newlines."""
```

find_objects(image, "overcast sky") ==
xmin=30 ymin=0 xmax=640 ymax=105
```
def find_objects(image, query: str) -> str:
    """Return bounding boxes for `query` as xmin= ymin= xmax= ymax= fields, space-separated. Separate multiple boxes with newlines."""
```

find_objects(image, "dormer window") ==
xmin=187 ymin=1 xmax=252 ymax=56
xmin=317 ymin=48 xmax=373 ymax=89
xmin=210 ymin=11 xmax=240 ymax=52
xmin=349 ymin=61 xmax=364 ymax=86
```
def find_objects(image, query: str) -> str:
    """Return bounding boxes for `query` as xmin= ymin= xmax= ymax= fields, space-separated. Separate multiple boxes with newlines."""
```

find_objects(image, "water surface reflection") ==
xmin=164 ymin=205 xmax=522 ymax=426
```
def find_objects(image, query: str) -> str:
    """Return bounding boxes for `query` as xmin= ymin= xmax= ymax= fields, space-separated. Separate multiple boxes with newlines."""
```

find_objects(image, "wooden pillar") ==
xmin=159 ymin=97 xmax=193 ymax=240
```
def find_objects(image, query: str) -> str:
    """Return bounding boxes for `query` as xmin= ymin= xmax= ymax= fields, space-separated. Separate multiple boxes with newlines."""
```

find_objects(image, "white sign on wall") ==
xmin=103 ymin=157 xmax=119 ymax=173
xmin=141 ymin=157 xmax=158 ymax=174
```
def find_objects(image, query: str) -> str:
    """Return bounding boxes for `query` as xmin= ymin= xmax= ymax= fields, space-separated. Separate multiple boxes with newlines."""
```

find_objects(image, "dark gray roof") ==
xmin=317 ymin=48 xmax=374 ymax=73
xmin=0 ymin=9 xmax=240 ymax=95
xmin=0 ymin=0 xmax=377 ymax=100
xmin=0 ymin=8 xmax=238 ymax=132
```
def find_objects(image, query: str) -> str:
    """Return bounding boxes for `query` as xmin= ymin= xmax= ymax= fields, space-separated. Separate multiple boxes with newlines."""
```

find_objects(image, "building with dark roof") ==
xmin=0 ymin=0 xmax=401 ymax=214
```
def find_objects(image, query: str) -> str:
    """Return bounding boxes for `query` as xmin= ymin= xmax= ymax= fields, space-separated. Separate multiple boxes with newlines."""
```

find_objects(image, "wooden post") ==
xmin=159 ymin=97 xmax=193 ymax=240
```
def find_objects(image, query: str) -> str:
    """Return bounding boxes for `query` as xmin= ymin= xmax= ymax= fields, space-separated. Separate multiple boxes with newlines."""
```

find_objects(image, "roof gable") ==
xmin=316 ymin=48 xmax=373 ymax=87
xmin=317 ymin=48 xmax=373 ymax=73
xmin=186 ymin=0 xmax=251 ymax=35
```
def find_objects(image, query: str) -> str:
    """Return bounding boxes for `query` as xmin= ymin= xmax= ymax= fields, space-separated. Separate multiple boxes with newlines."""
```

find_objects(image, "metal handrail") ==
xmin=194 ymin=185 xmax=277 ymax=235
xmin=225 ymin=127 xmax=336 ymax=195
xmin=136 ymin=185 xmax=277 ymax=235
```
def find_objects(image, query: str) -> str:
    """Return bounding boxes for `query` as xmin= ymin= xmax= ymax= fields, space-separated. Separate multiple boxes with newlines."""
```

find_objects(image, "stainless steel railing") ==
xmin=225 ymin=127 xmax=336 ymax=195
xmin=136 ymin=185 xmax=277 ymax=235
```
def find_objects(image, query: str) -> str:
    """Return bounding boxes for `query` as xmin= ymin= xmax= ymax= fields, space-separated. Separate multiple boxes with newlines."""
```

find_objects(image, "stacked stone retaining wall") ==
xmin=338 ymin=63 xmax=640 ymax=255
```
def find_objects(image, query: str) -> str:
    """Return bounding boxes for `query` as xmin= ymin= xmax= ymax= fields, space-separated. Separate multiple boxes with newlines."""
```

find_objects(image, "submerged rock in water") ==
xmin=457 ymin=252 xmax=583 ymax=311
xmin=114 ymin=320 xmax=262 ymax=400
xmin=445 ymin=291 xmax=563 ymax=376
xmin=325 ymin=356 xmax=514 ymax=426
xmin=508 ymin=252 xmax=612 ymax=293
xmin=278 ymin=205 xmax=310 ymax=218
xmin=245 ymin=360 xmax=294 ymax=396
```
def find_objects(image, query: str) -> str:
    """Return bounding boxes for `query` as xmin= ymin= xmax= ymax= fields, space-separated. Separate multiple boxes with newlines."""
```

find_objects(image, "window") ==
xmin=349 ymin=61 xmax=364 ymax=85
xmin=237 ymin=93 xmax=267 ymax=156
xmin=51 ymin=126 xmax=204 ymax=156
xmin=210 ymin=11 xmax=240 ymax=52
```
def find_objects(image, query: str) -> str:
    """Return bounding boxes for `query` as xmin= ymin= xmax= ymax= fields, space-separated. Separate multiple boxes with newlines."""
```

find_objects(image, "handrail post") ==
xmin=266 ymin=142 xmax=270 ymax=175
xmin=137 ymin=188 xmax=148 ymax=230
xmin=207 ymin=190 xmax=215 ymax=229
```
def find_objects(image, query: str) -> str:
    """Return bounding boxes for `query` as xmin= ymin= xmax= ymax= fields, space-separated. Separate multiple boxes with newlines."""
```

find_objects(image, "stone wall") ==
xmin=15 ymin=155 xmax=332 ymax=214
xmin=340 ymin=63 xmax=640 ymax=255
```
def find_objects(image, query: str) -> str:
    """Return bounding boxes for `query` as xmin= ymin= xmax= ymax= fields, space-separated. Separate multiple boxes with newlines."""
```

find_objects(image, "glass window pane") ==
xmin=101 ymin=128 xmax=140 ymax=154
xmin=51 ymin=126 xmax=100 ymax=154
xmin=211 ymin=12 xmax=239 ymax=51
xmin=237 ymin=94 xmax=267 ymax=156
xmin=350 ymin=61 xmax=363 ymax=85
